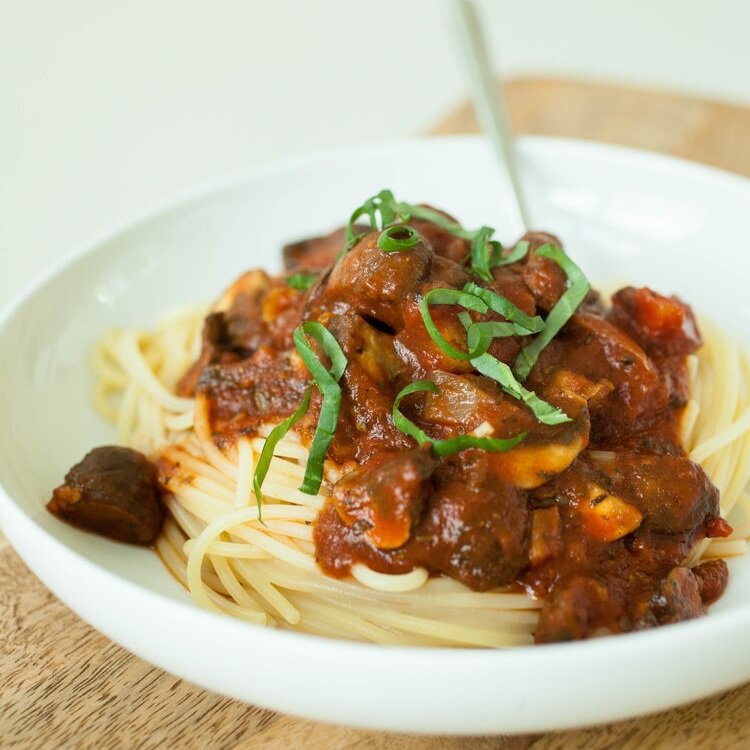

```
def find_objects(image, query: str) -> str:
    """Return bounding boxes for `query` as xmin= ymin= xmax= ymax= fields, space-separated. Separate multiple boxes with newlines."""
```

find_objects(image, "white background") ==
xmin=2 ymin=0 xmax=749 ymax=302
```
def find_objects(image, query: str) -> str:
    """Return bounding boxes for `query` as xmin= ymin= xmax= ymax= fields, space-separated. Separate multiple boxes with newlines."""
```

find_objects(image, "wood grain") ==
xmin=434 ymin=76 xmax=750 ymax=178
xmin=3 ymin=77 xmax=750 ymax=748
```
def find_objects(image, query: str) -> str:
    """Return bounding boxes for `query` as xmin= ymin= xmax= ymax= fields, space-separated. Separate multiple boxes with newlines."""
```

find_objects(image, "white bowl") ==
xmin=1 ymin=136 xmax=749 ymax=734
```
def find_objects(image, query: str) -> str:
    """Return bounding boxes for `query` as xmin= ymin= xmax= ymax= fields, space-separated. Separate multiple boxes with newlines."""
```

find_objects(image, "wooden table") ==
xmin=3 ymin=77 xmax=750 ymax=749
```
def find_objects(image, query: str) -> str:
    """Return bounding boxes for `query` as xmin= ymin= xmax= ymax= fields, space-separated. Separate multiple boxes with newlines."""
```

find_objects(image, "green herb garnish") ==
xmin=253 ymin=386 xmax=313 ymax=515
xmin=512 ymin=244 xmax=590 ymax=381
xmin=343 ymin=189 xmax=399 ymax=255
xmin=392 ymin=380 xmax=527 ymax=456
xmin=419 ymin=288 xmax=490 ymax=361
xmin=468 ymin=226 xmax=500 ymax=281
xmin=252 ymin=321 xmax=348 ymax=509
xmin=462 ymin=281 xmax=545 ymax=335
xmin=455 ymin=311 xmax=571 ymax=425
xmin=472 ymin=352 xmax=572 ymax=425
xmin=384 ymin=203 xmax=471 ymax=238
xmin=419 ymin=281 xmax=546 ymax=363
xmin=377 ymin=224 xmax=421 ymax=253
xmin=492 ymin=240 xmax=530 ymax=268
xmin=343 ymin=190 xmax=514 ymax=280
xmin=286 ymin=272 xmax=318 ymax=290
xmin=293 ymin=321 xmax=348 ymax=495
xmin=463 ymin=320 xmax=520 ymax=355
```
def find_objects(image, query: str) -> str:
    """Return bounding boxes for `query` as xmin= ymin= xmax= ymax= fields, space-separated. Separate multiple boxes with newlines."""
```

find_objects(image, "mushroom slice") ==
xmin=214 ymin=269 xmax=271 ymax=313
xmin=488 ymin=368 xmax=614 ymax=490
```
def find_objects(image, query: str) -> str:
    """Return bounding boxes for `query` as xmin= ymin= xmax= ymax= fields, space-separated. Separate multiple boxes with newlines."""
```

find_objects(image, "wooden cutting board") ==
xmin=3 ymin=77 xmax=750 ymax=749
xmin=435 ymin=77 xmax=750 ymax=178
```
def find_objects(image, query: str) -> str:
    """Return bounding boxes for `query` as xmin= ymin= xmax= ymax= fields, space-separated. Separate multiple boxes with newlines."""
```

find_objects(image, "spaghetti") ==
xmin=90 ymin=301 xmax=750 ymax=647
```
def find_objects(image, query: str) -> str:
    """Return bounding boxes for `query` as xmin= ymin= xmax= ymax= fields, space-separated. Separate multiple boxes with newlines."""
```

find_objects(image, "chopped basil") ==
xmin=342 ymin=189 xmax=508 ymax=280
xmin=462 ymin=282 xmax=545 ymax=335
xmin=456 ymin=312 xmax=571 ymax=425
xmin=292 ymin=322 xmax=348 ymax=495
xmin=419 ymin=288 xmax=490 ymax=361
xmin=286 ymin=272 xmax=318 ymax=290
xmin=253 ymin=386 xmax=312 ymax=516
xmin=492 ymin=240 xmax=530 ymax=268
xmin=377 ymin=224 xmax=421 ymax=253
xmin=512 ymin=244 xmax=590 ymax=381
xmin=471 ymin=351 xmax=572 ymax=426
xmin=392 ymin=380 xmax=527 ymax=456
